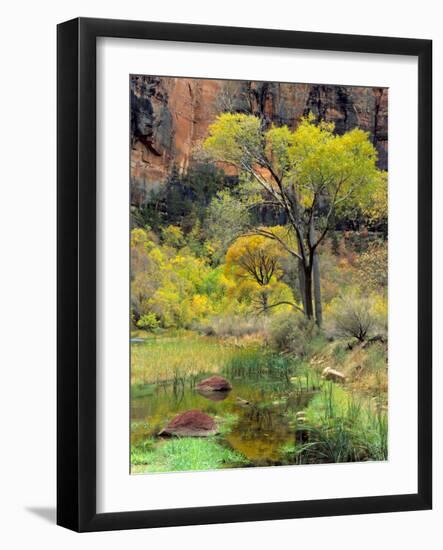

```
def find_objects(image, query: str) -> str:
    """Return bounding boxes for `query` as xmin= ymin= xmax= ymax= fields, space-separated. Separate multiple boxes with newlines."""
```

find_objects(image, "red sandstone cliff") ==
xmin=130 ymin=76 xmax=388 ymax=206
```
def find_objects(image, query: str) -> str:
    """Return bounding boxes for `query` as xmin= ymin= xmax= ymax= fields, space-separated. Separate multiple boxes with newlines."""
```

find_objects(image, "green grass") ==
xmin=132 ymin=331 xmax=297 ymax=386
xmin=223 ymin=349 xmax=295 ymax=382
xmin=131 ymin=437 xmax=249 ymax=473
xmin=215 ymin=413 xmax=239 ymax=435
xmin=131 ymin=437 xmax=156 ymax=465
xmin=331 ymin=343 xmax=348 ymax=363
xmin=283 ymin=382 xmax=388 ymax=464
xmin=131 ymin=330 xmax=388 ymax=469
xmin=289 ymin=364 xmax=322 ymax=392
xmin=303 ymin=333 xmax=329 ymax=357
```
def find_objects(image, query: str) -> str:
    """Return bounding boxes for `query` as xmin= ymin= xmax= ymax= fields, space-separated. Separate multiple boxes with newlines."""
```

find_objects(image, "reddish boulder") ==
xmin=197 ymin=388 xmax=230 ymax=402
xmin=158 ymin=410 xmax=218 ymax=437
xmin=196 ymin=375 xmax=232 ymax=392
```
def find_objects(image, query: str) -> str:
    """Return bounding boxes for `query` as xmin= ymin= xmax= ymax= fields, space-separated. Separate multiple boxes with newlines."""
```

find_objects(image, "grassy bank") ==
xmin=132 ymin=331 xmax=387 ymax=404
xmin=282 ymin=382 xmax=387 ymax=464
xmin=131 ymin=437 xmax=249 ymax=474
xmin=131 ymin=330 xmax=388 ymax=470
xmin=307 ymin=339 xmax=388 ymax=401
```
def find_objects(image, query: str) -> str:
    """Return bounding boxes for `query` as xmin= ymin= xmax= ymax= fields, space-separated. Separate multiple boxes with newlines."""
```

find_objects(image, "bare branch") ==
xmin=258 ymin=300 xmax=305 ymax=315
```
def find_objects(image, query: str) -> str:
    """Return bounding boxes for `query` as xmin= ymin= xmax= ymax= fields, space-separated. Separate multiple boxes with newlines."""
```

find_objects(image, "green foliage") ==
xmin=204 ymin=113 xmax=263 ymax=167
xmin=204 ymin=113 xmax=385 ymax=217
xmin=131 ymin=225 xmax=300 ymax=331
xmin=131 ymin=162 xmax=229 ymax=234
xmin=136 ymin=312 xmax=160 ymax=331
xmin=285 ymin=383 xmax=388 ymax=464
xmin=131 ymin=227 xmax=228 ymax=328
xmin=204 ymin=113 xmax=387 ymax=325
xmin=223 ymin=348 xmax=295 ymax=382
xmin=130 ymin=96 xmax=390 ymax=472
xmin=131 ymin=438 xmax=156 ymax=465
xmin=132 ymin=437 xmax=249 ymax=472
xmin=161 ymin=225 xmax=185 ymax=248
xmin=204 ymin=189 xmax=251 ymax=260
xmin=359 ymin=171 xmax=388 ymax=227
xmin=268 ymin=312 xmax=319 ymax=355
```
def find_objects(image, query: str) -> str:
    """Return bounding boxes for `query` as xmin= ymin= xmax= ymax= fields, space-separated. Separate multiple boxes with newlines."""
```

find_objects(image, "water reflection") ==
xmin=131 ymin=377 xmax=317 ymax=466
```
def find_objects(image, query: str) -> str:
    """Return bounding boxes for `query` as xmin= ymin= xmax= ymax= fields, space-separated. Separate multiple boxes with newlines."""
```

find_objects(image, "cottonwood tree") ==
xmin=225 ymin=232 xmax=296 ymax=314
xmin=204 ymin=113 xmax=385 ymax=326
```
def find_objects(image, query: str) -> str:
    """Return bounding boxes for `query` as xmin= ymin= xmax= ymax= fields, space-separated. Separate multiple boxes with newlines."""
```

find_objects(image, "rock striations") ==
xmin=131 ymin=76 xmax=388 ymax=206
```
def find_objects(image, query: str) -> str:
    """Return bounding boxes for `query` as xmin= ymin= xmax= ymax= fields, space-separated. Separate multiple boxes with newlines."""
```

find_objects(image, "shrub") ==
xmin=161 ymin=225 xmax=186 ymax=249
xmin=195 ymin=315 xmax=268 ymax=338
xmin=354 ymin=241 xmax=388 ymax=290
xmin=327 ymin=292 xmax=385 ymax=342
xmin=136 ymin=312 xmax=160 ymax=331
xmin=268 ymin=311 xmax=318 ymax=355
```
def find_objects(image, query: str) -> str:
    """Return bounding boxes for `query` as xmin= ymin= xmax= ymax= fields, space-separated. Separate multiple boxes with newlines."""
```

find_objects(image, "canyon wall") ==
xmin=131 ymin=76 xmax=388 ymax=206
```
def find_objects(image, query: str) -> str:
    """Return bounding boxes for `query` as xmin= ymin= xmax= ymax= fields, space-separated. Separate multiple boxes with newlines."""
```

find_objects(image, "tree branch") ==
xmin=244 ymin=228 xmax=302 ymax=261
xmin=257 ymin=300 xmax=305 ymax=315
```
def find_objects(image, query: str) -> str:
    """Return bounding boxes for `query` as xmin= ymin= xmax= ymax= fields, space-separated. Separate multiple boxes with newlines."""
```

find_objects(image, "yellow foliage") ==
xmin=190 ymin=294 xmax=213 ymax=318
xmin=225 ymin=230 xmax=287 ymax=283
xmin=130 ymin=227 xmax=148 ymax=247
xmin=130 ymin=227 xmax=252 ymax=328
xmin=161 ymin=225 xmax=185 ymax=249
xmin=205 ymin=113 xmax=383 ymax=219
xmin=371 ymin=293 xmax=388 ymax=319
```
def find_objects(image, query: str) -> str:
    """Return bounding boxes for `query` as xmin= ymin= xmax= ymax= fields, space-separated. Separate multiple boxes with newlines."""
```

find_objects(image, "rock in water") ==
xmin=235 ymin=397 xmax=250 ymax=407
xmin=158 ymin=410 xmax=218 ymax=437
xmin=197 ymin=388 xmax=230 ymax=402
xmin=196 ymin=375 xmax=232 ymax=392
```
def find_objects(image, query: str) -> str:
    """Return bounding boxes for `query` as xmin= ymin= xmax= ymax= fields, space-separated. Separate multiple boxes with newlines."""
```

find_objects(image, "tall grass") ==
xmin=131 ymin=332 xmax=246 ymax=385
xmin=132 ymin=332 xmax=299 ymax=387
xmin=223 ymin=350 xmax=295 ymax=382
xmin=290 ymin=366 xmax=322 ymax=392
xmin=285 ymin=382 xmax=388 ymax=464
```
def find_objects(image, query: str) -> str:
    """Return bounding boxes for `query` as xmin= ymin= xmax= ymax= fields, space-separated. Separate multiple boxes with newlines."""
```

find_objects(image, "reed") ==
xmin=131 ymin=332 xmax=243 ymax=385
xmin=285 ymin=382 xmax=388 ymax=464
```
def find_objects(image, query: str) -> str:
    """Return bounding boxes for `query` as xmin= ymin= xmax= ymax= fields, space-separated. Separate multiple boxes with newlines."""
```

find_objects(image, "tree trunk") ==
xmin=309 ymin=220 xmax=323 ymax=327
xmin=303 ymin=267 xmax=314 ymax=320
xmin=313 ymin=254 xmax=322 ymax=327
xmin=298 ymin=257 xmax=307 ymax=314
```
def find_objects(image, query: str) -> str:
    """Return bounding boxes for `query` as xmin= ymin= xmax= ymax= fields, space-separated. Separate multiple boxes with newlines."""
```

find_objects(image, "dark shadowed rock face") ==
xmin=158 ymin=410 xmax=218 ymax=437
xmin=131 ymin=76 xmax=388 ymax=205
xmin=304 ymin=84 xmax=388 ymax=169
xmin=196 ymin=375 xmax=232 ymax=392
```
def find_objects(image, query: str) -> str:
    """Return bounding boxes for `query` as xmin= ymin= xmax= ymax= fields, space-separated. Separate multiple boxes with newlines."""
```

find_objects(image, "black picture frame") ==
xmin=57 ymin=17 xmax=432 ymax=532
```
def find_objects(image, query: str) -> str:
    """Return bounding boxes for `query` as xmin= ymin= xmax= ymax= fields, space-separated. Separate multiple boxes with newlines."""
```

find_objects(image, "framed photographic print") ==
xmin=57 ymin=17 xmax=432 ymax=532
